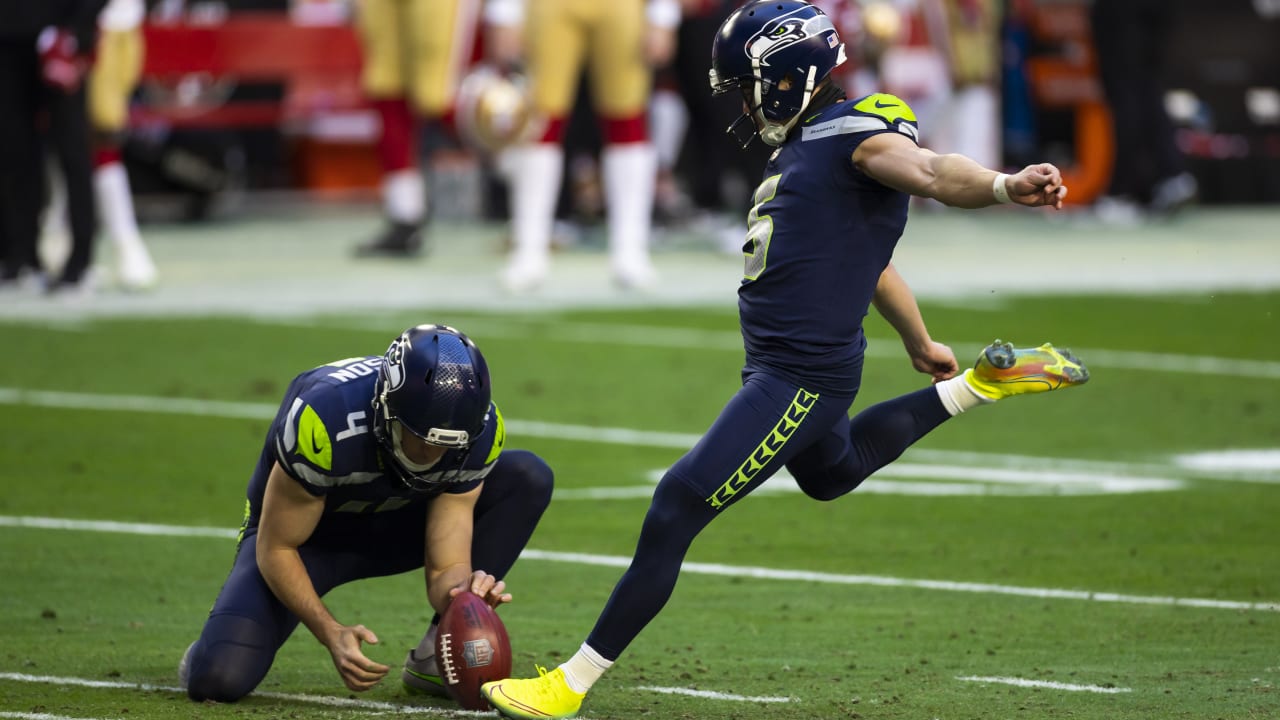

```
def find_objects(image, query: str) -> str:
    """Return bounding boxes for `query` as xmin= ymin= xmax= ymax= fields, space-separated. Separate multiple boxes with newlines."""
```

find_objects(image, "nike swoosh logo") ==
xmin=404 ymin=668 xmax=443 ymax=684
xmin=874 ymin=100 xmax=898 ymax=108
xmin=311 ymin=434 xmax=324 ymax=454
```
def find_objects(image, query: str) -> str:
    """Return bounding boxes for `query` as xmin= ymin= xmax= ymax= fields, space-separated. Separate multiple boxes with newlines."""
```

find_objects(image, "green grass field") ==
xmin=2 ymin=263 xmax=1279 ymax=719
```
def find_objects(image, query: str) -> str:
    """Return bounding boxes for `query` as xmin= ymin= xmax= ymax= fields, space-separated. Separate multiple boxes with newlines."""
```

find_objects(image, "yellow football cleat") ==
xmin=964 ymin=339 xmax=1089 ymax=401
xmin=482 ymin=666 xmax=586 ymax=720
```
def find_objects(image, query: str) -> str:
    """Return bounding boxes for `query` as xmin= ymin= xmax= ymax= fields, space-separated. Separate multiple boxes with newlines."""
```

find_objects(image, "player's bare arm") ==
xmin=871 ymin=264 xmax=959 ymax=382
xmin=852 ymin=132 xmax=1068 ymax=209
xmin=425 ymin=485 xmax=511 ymax=612
xmin=257 ymin=462 xmax=391 ymax=691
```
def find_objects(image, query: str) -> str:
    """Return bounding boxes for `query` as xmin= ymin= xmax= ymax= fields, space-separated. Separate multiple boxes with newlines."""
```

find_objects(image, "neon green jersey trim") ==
xmin=707 ymin=388 xmax=819 ymax=509
xmin=485 ymin=404 xmax=506 ymax=465
xmin=853 ymin=93 xmax=917 ymax=124
xmin=298 ymin=404 xmax=333 ymax=470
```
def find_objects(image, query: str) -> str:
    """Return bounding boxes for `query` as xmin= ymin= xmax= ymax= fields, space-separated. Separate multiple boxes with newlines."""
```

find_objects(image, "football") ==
xmin=434 ymin=592 xmax=513 ymax=710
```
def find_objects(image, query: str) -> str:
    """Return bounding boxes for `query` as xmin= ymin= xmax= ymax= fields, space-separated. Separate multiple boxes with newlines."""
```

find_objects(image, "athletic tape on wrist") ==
xmin=992 ymin=173 xmax=1012 ymax=204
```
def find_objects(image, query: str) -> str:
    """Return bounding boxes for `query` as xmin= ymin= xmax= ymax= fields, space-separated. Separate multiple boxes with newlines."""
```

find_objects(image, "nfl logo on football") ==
xmin=463 ymin=639 xmax=494 ymax=668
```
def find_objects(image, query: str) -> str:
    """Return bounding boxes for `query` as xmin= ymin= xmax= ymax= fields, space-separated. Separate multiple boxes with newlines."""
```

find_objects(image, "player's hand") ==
xmin=908 ymin=340 xmax=959 ymax=383
xmin=449 ymin=569 xmax=512 ymax=609
xmin=324 ymin=624 xmax=390 ymax=692
xmin=1008 ymin=163 xmax=1068 ymax=209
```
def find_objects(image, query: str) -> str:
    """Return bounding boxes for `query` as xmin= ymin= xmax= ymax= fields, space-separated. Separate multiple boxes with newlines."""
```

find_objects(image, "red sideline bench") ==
xmin=135 ymin=13 xmax=386 ymax=191
xmin=137 ymin=13 xmax=366 ymax=128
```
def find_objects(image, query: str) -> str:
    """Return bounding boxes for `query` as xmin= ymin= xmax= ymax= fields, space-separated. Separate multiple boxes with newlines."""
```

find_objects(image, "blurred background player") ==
xmin=0 ymin=0 xmax=104 ymax=293
xmin=487 ymin=0 xmax=680 ymax=292
xmin=0 ymin=3 xmax=52 ymax=288
xmin=920 ymin=0 xmax=1001 ymax=169
xmin=653 ymin=0 xmax=773 ymax=248
xmin=89 ymin=0 xmax=158 ymax=289
xmin=841 ymin=0 xmax=1000 ymax=171
xmin=353 ymin=0 xmax=480 ymax=256
xmin=43 ymin=16 xmax=101 ymax=296
xmin=1089 ymin=0 xmax=1197 ymax=223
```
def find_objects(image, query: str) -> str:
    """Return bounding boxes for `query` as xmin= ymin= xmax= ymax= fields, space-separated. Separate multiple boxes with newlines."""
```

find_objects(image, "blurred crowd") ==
xmin=5 ymin=0 xmax=1275 ymax=299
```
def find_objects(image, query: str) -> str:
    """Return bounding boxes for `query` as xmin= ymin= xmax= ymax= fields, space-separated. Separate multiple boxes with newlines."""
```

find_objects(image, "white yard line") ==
xmin=258 ymin=317 xmax=1280 ymax=380
xmin=0 ymin=671 xmax=1134 ymax=717
xmin=633 ymin=686 xmax=791 ymax=702
xmin=0 ymin=673 xmax=465 ymax=716
xmin=1 ymin=386 xmax=1276 ymax=486
xmin=957 ymin=675 xmax=1132 ymax=694
xmin=0 ymin=672 xmax=771 ymax=715
xmin=0 ymin=712 xmax=118 ymax=720
xmin=0 ymin=388 xmax=273 ymax=420
xmin=2 ymin=515 xmax=1276 ymax=613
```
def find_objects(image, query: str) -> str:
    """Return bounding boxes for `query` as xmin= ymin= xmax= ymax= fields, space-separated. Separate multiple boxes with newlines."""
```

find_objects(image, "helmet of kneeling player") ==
xmin=373 ymin=324 xmax=491 ymax=491
xmin=709 ymin=0 xmax=847 ymax=147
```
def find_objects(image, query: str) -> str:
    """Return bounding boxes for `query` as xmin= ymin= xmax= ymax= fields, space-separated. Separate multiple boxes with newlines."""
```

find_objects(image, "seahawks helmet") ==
xmin=710 ymin=0 xmax=847 ymax=147
xmin=372 ymin=325 xmax=491 ymax=491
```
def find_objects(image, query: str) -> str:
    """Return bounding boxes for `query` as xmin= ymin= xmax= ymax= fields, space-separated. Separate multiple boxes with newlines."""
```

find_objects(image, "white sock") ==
xmin=508 ymin=143 xmax=563 ymax=270
xmin=95 ymin=162 xmax=157 ymax=285
xmin=383 ymin=168 xmax=425 ymax=224
xmin=95 ymin=162 xmax=142 ymax=245
xmin=602 ymin=142 xmax=656 ymax=275
xmin=559 ymin=642 xmax=612 ymax=694
xmin=648 ymin=89 xmax=688 ymax=171
xmin=935 ymin=370 xmax=993 ymax=416
xmin=40 ymin=156 xmax=70 ymax=271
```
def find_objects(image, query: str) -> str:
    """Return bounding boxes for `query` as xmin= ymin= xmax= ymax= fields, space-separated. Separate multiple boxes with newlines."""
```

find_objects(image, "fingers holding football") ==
xmin=449 ymin=569 xmax=513 ymax=608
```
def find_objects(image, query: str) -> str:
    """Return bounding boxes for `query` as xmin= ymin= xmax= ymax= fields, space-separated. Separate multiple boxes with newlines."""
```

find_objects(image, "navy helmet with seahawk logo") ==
xmin=373 ymin=324 xmax=491 ymax=491
xmin=709 ymin=0 xmax=847 ymax=147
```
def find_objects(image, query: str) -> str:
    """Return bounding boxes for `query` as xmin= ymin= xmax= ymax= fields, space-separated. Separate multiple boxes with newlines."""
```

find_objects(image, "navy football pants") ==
xmin=586 ymin=370 xmax=951 ymax=659
xmin=184 ymin=450 xmax=553 ymax=702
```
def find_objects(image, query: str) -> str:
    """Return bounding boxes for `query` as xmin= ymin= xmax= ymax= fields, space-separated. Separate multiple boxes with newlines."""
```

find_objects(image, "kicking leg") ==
xmin=793 ymin=340 xmax=1089 ymax=501
xmin=790 ymin=385 xmax=953 ymax=501
xmin=482 ymin=372 xmax=853 ymax=718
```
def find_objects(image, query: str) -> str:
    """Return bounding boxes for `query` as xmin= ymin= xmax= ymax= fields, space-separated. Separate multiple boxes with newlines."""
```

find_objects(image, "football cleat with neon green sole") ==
xmin=482 ymin=666 xmax=586 ymax=719
xmin=964 ymin=339 xmax=1089 ymax=400
xmin=402 ymin=648 xmax=449 ymax=698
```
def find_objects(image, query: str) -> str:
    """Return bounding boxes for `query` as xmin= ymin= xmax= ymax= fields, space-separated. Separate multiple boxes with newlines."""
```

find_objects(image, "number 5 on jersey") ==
xmin=743 ymin=174 xmax=781 ymax=281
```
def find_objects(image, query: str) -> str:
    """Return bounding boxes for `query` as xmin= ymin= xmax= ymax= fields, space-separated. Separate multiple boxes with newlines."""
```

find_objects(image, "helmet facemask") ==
xmin=373 ymin=389 xmax=478 ymax=493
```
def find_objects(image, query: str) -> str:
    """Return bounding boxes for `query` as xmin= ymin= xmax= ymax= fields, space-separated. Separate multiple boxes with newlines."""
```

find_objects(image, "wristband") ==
xmin=992 ymin=173 xmax=1012 ymax=204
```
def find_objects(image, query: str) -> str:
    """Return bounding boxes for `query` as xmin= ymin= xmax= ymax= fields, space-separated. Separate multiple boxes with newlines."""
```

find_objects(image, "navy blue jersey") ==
xmin=241 ymin=355 xmax=506 ymax=542
xmin=737 ymin=93 xmax=919 ymax=394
